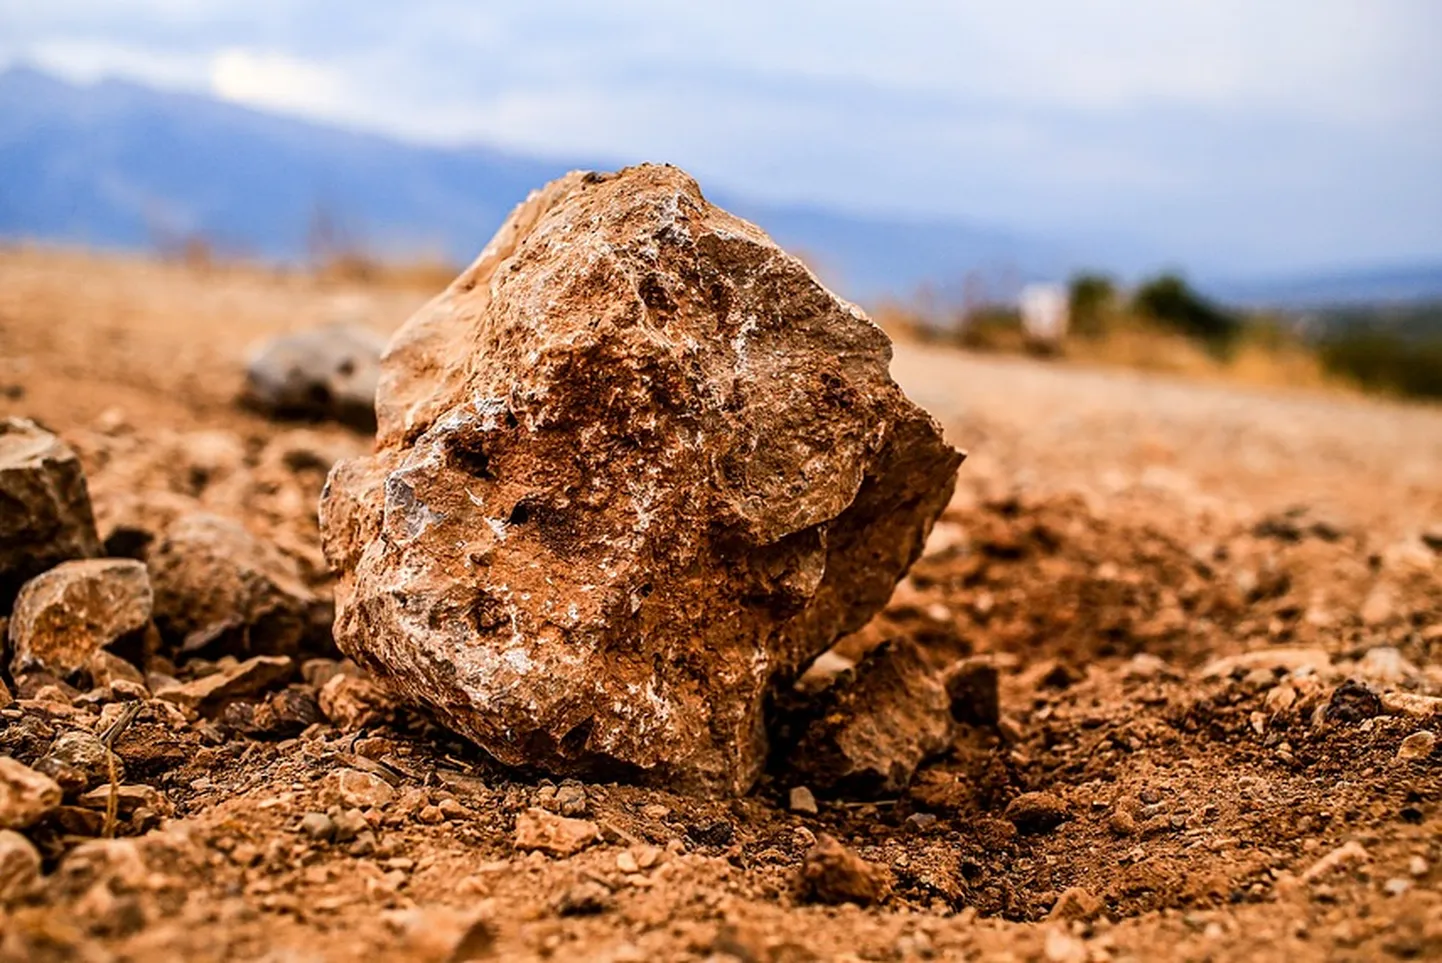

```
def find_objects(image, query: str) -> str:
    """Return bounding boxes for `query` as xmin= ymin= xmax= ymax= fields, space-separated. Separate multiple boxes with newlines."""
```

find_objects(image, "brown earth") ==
xmin=1 ymin=245 xmax=1440 ymax=962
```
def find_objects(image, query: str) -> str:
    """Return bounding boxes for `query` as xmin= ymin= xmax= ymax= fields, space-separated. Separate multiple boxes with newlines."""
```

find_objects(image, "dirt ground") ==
xmin=1 ymin=245 xmax=1440 ymax=962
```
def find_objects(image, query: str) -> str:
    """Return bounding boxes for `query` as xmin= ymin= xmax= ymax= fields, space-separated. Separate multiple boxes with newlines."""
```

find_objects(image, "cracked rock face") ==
xmin=320 ymin=165 xmax=962 ymax=794
xmin=0 ymin=418 xmax=103 ymax=611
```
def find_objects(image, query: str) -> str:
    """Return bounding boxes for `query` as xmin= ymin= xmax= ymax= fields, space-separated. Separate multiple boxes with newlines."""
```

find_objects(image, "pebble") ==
xmin=905 ymin=812 xmax=938 ymax=834
xmin=328 ymin=768 xmax=395 ymax=810
xmin=1396 ymin=730 xmax=1436 ymax=760
xmin=512 ymin=807 xmax=600 ymax=857
xmin=1383 ymin=877 xmax=1412 ymax=896
xmin=0 ymin=829 xmax=42 ymax=901
xmin=616 ymin=850 xmax=639 ymax=873
xmin=797 ymin=833 xmax=890 ymax=907
xmin=330 ymin=807 xmax=368 ymax=843
xmin=1004 ymin=791 xmax=1069 ymax=834
xmin=553 ymin=880 xmax=612 ymax=916
xmin=1301 ymin=841 xmax=1370 ymax=883
xmin=1408 ymin=856 xmax=1428 ymax=877
xmin=299 ymin=811 xmax=336 ymax=842
xmin=788 ymin=786 xmax=819 ymax=815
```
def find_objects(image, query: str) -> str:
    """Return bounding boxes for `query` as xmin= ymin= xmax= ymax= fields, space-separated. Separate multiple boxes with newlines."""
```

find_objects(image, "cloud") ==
xmin=209 ymin=48 xmax=345 ymax=117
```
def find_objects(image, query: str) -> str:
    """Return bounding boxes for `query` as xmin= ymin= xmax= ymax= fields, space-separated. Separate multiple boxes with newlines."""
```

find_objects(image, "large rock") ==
xmin=240 ymin=324 xmax=387 ymax=430
xmin=0 ymin=418 xmax=102 ymax=610
xmin=147 ymin=513 xmax=317 ymax=657
xmin=320 ymin=165 xmax=962 ymax=794
xmin=7 ymin=558 xmax=152 ymax=680
xmin=0 ymin=756 xmax=62 ymax=830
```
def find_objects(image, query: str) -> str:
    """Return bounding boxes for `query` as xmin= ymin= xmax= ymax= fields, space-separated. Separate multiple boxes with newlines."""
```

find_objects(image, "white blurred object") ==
xmin=1019 ymin=283 xmax=1069 ymax=343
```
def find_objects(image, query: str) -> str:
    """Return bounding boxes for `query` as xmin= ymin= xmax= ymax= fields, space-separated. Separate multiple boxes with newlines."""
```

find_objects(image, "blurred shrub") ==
xmin=1132 ymin=273 xmax=1241 ymax=353
xmin=1067 ymin=272 xmax=1116 ymax=338
xmin=958 ymin=305 xmax=1032 ymax=354
xmin=1319 ymin=329 xmax=1442 ymax=399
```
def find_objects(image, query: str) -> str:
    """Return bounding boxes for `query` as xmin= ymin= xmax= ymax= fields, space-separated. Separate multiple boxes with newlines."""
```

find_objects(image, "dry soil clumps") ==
xmin=321 ymin=165 xmax=962 ymax=794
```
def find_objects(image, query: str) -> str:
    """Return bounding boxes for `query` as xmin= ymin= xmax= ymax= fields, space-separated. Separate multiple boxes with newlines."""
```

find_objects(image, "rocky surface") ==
xmin=0 ymin=757 xmax=62 ymax=830
xmin=0 ymin=417 xmax=103 ymax=610
xmin=783 ymin=638 xmax=958 ymax=797
xmin=2 ymin=245 xmax=1441 ymax=962
xmin=148 ymin=513 xmax=318 ymax=657
xmin=321 ymin=165 xmax=962 ymax=794
xmin=240 ymin=324 xmax=387 ymax=430
xmin=7 ymin=557 xmax=153 ymax=680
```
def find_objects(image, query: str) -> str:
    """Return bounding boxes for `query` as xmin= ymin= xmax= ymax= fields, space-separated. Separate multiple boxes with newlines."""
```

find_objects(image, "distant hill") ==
xmin=0 ymin=65 xmax=1068 ymax=300
xmin=1211 ymin=264 xmax=1442 ymax=309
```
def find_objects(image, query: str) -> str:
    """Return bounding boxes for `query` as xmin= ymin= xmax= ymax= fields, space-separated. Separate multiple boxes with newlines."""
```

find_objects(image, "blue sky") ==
xmin=2 ymin=1 xmax=1439 ymax=274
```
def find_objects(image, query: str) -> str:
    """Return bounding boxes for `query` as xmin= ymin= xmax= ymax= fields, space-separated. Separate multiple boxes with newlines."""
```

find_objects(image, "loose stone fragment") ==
xmin=1397 ymin=730 xmax=1436 ymax=760
xmin=0 ymin=756 xmax=63 ymax=830
xmin=797 ymin=833 xmax=890 ymax=906
xmin=241 ymin=324 xmax=387 ymax=431
xmin=35 ymin=729 xmax=125 ymax=796
xmin=0 ymin=829 xmax=42 ymax=902
xmin=154 ymin=655 xmax=294 ymax=713
xmin=320 ymin=165 xmax=962 ymax=794
xmin=512 ymin=807 xmax=600 ymax=857
xmin=317 ymin=673 xmax=396 ymax=730
xmin=788 ymin=786 xmax=819 ymax=815
xmin=147 ymin=513 xmax=316 ymax=657
xmin=1004 ymin=791 xmax=1069 ymax=834
xmin=326 ymin=768 xmax=395 ymax=810
xmin=7 ymin=558 xmax=152 ymax=680
xmin=945 ymin=656 xmax=1001 ymax=726
xmin=0 ymin=417 xmax=103 ymax=610
xmin=785 ymin=639 xmax=955 ymax=797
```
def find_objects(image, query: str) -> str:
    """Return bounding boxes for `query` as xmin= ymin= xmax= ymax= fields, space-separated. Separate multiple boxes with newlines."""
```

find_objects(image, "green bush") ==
xmin=1067 ymin=272 xmax=1116 ymax=338
xmin=1319 ymin=330 xmax=1442 ymax=400
xmin=1132 ymin=273 xmax=1241 ymax=352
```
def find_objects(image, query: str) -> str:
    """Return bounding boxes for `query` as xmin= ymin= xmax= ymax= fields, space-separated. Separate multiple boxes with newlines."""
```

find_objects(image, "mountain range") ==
xmin=2 ymin=65 xmax=1439 ymax=308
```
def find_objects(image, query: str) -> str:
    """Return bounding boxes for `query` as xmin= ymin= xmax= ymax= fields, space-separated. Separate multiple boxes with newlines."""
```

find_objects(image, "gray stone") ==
xmin=241 ymin=324 xmax=386 ymax=430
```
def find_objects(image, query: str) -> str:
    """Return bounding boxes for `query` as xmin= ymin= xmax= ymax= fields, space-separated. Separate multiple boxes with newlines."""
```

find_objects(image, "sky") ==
xmin=2 ymin=0 xmax=1440 ymax=275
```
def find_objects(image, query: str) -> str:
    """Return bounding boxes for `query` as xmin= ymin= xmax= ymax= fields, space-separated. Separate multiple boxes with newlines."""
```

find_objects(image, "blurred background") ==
xmin=2 ymin=1 xmax=1440 ymax=397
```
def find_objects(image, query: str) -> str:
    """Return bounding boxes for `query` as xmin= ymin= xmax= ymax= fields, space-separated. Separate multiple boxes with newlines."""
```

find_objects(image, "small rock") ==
xmin=147 ymin=513 xmax=316 ymax=657
xmin=327 ymin=768 xmax=396 ymax=810
xmin=437 ymin=798 xmax=469 ymax=821
xmin=1324 ymin=680 xmax=1383 ymax=725
xmin=1380 ymin=691 xmax=1442 ymax=718
xmin=331 ymin=807 xmax=368 ymax=843
xmin=788 ymin=785 xmax=819 ymax=815
xmin=0 ymin=829 xmax=42 ymax=902
xmin=87 ymin=650 xmax=147 ymax=689
xmin=945 ymin=657 xmax=1000 ymax=726
xmin=552 ymin=783 xmax=588 ymax=817
xmin=155 ymin=655 xmax=294 ymax=713
xmin=797 ymin=833 xmax=889 ymax=906
xmin=1107 ymin=808 xmax=1137 ymax=837
xmin=1397 ymin=730 xmax=1436 ymax=761
xmin=76 ymin=783 xmax=171 ymax=816
xmin=220 ymin=686 xmax=322 ymax=739
xmin=905 ymin=812 xmax=938 ymax=834
xmin=35 ymin=729 xmax=125 ymax=796
xmin=792 ymin=650 xmax=858 ymax=696
xmin=785 ymin=639 xmax=955 ymax=797
xmin=1383 ymin=877 xmax=1412 ymax=896
xmin=0 ymin=417 xmax=103 ymax=611
xmin=1408 ymin=856 xmax=1428 ymax=877
xmin=317 ymin=674 xmax=395 ymax=730
xmin=1043 ymin=928 xmax=1088 ymax=963
xmin=1360 ymin=587 xmax=1395 ymax=627
xmin=553 ymin=880 xmax=613 ymax=916
xmin=1122 ymin=653 xmax=1172 ymax=680
xmin=1355 ymin=647 xmax=1418 ymax=685
xmin=512 ymin=807 xmax=599 ymax=857
xmin=299 ymin=811 xmax=336 ymax=842
xmin=1049 ymin=886 xmax=1103 ymax=922
xmin=0 ymin=756 xmax=62 ymax=829
xmin=1004 ymin=792 xmax=1069 ymax=834
xmin=240 ymin=324 xmax=387 ymax=431
xmin=1301 ymin=841 xmax=1370 ymax=882
xmin=1200 ymin=648 xmax=1332 ymax=680
xmin=7 ymin=559 xmax=152 ymax=680
xmin=615 ymin=850 xmax=639 ymax=873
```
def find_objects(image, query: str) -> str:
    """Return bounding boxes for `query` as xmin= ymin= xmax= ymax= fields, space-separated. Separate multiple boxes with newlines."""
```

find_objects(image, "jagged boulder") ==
xmin=0 ymin=418 xmax=102 ymax=610
xmin=320 ymin=165 xmax=962 ymax=794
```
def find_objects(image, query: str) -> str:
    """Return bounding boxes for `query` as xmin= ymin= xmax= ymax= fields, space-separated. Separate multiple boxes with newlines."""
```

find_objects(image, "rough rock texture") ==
xmin=783 ymin=639 xmax=956 ymax=797
xmin=240 ymin=324 xmax=387 ymax=430
xmin=0 ymin=829 xmax=42 ymax=903
xmin=797 ymin=834 xmax=890 ymax=906
xmin=153 ymin=655 xmax=295 ymax=713
xmin=0 ymin=417 xmax=102 ymax=610
xmin=7 ymin=558 xmax=152 ymax=680
xmin=320 ymin=165 xmax=962 ymax=794
xmin=0 ymin=756 xmax=63 ymax=830
xmin=148 ymin=513 xmax=317 ymax=657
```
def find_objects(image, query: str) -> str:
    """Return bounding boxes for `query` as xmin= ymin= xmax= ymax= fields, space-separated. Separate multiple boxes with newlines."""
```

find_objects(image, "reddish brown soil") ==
xmin=1 ymin=246 xmax=1440 ymax=962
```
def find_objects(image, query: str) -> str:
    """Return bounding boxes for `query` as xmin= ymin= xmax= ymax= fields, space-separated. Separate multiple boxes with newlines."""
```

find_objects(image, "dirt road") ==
xmin=1 ymin=248 xmax=1439 ymax=961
